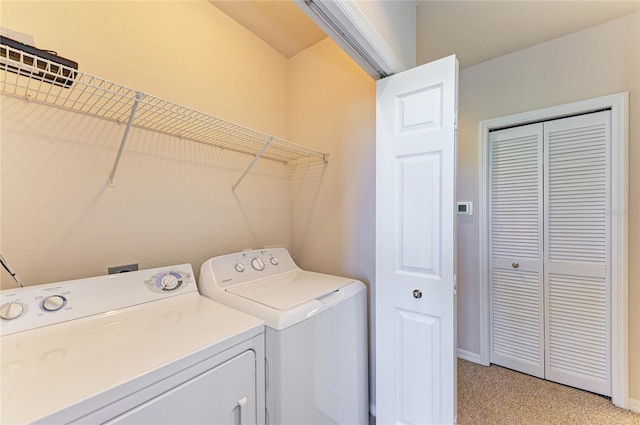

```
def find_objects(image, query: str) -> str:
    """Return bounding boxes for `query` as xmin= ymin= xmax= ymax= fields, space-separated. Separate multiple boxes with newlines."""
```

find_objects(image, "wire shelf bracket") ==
xmin=108 ymin=91 xmax=142 ymax=187
xmin=232 ymin=136 xmax=273 ymax=194
xmin=0 ymin=42 xmax=329 ymax=191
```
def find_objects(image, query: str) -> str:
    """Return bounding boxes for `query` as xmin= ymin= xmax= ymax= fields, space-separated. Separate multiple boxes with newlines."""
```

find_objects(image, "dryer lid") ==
xmin=226 ymin=270 xmax=354 ymax=310
xmin=1 ymin=293 xmax=263 ymax=424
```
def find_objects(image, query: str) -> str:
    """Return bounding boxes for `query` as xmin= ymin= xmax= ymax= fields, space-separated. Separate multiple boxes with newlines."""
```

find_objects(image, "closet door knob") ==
xmin=413 ymin=289 xmax=422 ymax=299
xmin=512 ymin=262 xmax=520 ymax=269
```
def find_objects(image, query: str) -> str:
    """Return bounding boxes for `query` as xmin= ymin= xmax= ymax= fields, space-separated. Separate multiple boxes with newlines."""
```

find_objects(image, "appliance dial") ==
xmin=251 ymin=257 xmax=265 ymax=271
xmin=147 ymin=272 xmax=184 ymax=293
xmin=235 ymin=263 xmax=245 ymax=273
xmin=42 ymin=295 xmax=67 ymax=312
xmin=0 ymin=302 xmax=24 ymax=320
xmin=160 ymin=274 xmax=180 ymax=290
xmin=270 ymin=257 xmax=279 ymax=265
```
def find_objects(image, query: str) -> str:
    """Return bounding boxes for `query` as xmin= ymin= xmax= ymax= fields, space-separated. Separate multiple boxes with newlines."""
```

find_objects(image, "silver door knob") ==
xmin=413 ymin=289 xmax=422 ymax=299
xmin=512 ymin=262 xmax=520 ymax=268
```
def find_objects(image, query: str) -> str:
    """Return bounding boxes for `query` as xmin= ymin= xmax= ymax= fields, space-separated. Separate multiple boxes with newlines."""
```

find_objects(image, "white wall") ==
xmin=355 ymin=0 xmax=417 ymax=70
xmin=452 ymin=12 xmax=640 ymax=402
xmin=0 ymin=1 xmax=292 ymax=287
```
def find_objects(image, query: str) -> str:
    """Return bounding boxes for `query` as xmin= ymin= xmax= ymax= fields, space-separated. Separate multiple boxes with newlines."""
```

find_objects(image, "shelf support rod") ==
xmin=108 ymin=91 xmax=142 ymax=186
xmin=232 ymin=137 xmax=273 ymax=194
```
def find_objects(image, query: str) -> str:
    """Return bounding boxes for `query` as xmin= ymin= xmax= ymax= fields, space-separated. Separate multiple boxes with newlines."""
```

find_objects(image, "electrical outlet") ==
xmin=108 ymin=263 xmax=139 ymax=274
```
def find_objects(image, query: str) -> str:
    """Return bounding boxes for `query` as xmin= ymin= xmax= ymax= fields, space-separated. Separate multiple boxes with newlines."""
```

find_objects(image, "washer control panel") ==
xmin=0 ymin=264 xmax=196 ymax=336
xmin=205 ymin=248 xmax=299 ymax=289
xmin=146 ymin=270 xmax=187 ymax=294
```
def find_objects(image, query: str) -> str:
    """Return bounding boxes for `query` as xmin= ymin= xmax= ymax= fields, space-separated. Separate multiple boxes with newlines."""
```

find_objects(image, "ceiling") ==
xmin=210 ymin=0 xmax=640 ymax=69
xmin=417 ymin=1 xmax=640 ymax=68
xmin=209 ymin=0 xmax=326 ymax=58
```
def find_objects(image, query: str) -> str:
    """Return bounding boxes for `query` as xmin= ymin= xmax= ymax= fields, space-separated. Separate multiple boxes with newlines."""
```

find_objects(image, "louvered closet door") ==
xmin=544 ymin=111 xmax=611 ymax=396
xmin=489 ymin=123 xmax=544 ymax=378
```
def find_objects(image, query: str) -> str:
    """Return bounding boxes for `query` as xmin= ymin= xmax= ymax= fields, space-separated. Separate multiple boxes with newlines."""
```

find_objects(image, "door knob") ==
xmin=512 ymin=262 xmax=519 ymax=268
xmin=413 ymin=289 xmax=422 ymax=299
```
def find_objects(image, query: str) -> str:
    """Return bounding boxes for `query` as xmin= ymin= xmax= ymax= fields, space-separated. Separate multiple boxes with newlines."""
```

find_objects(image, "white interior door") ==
xmin=375 ymin=55 xmax=458 ymax=425
xmin=488 ymin=110 xmax=611 ymax=396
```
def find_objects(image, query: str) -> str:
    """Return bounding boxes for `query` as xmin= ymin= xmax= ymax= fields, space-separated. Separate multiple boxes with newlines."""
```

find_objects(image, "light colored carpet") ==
xmin=458 ymin=359 xmax=640 ymax=425
xmin=369 ymin=359 xmax=640 ymax=424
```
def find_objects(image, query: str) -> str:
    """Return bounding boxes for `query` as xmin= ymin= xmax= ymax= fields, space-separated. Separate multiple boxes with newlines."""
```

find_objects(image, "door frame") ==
xmin=477 ymin=92 xmax=629 ymax=408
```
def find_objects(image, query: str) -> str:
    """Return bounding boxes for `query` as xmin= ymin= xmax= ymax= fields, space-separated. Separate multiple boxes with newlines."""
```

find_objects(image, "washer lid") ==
xmin=226 ymin=270 xmax=354 ymax=310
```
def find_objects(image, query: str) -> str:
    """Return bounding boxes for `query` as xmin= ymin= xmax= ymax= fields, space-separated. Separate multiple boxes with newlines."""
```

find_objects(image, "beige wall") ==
xmin=0 ymin=1 xmax=289 ymax=134
xmin=452 ymin=12 xmax=640 ymax=401
xmin=287 ymin=37 xmax=376 ymax=405
xmin=0 ymin=1 xmax=292 ymax=287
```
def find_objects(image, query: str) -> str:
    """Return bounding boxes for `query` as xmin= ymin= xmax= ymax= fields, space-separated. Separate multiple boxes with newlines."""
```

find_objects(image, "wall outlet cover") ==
xmin=108 ymin=263 xmax=139 ymax=274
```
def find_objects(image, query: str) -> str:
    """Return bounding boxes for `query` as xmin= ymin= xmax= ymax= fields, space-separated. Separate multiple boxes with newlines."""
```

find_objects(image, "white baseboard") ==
xmin=457 ymin=349 xmax=484 ymax=365
xmin=629 ymin=398 xmax=640 ymax=414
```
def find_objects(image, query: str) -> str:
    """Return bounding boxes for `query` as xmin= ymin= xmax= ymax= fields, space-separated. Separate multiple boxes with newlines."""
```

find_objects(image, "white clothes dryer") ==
xmin=0 ymin=264 xmax=265 ymax=425
xmin=199 ymin=248 xmax=368 ymax=425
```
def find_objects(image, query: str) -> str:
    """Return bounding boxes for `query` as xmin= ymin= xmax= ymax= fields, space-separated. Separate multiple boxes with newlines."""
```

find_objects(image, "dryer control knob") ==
xmin=42 ymin=295 xmax=67 ymax=312
xmin=0 ymin=302 xmax=24 ymax=320
xmin=251 ymin=257 xmax=265 ymax=271
xmin=235 ymin=263 xmax=245 ymax=273
xmin=270 ymin=257 xmax=279 ymax=266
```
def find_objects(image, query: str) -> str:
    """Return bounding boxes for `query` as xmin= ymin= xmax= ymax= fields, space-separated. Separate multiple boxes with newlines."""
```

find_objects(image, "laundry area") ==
xmin=0 ymin=2 xmax=376 ymax=424
xmin=1 ymin=1 xmax=640 ymax=424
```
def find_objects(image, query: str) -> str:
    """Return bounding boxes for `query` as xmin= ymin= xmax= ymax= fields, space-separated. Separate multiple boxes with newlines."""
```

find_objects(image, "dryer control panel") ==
xmin=0 ymin=264 xmax=196 ymax=336
xmin=202 ymin=248 xmax=299 ymax=290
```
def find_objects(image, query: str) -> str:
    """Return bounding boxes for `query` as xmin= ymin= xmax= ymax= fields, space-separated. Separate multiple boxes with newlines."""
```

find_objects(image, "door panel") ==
xmin=397 ymin=153 xmax=441 ymax=275
xmin=376 ymin=55 xmax=458 ymax=425
xmin=489 ymin=123 xmax=544 ymax=378
xmin=396 ymin=309 xmax=442 ymax=425
xmin=544 ymin=111 xmax=610 ymax=395
xmin=547 ymin=273 xmax=608 ymax=394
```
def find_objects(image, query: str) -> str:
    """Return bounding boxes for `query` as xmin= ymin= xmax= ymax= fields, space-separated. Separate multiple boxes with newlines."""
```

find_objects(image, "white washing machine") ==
xmin=0 ymin=264 xmax=265 ymax=424
xmin=199 ymin=248 xmax=368 ymax=425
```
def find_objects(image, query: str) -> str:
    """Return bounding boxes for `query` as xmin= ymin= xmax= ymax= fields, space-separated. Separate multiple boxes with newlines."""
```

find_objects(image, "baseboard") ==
xmin=457 ymin=349 xmax=483 ymax=364
xmin=629 ymin=398 xmax=640 ymax=414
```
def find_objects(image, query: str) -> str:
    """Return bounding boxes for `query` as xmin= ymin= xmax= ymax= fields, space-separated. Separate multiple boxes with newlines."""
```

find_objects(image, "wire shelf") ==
xmin=0 ymin=42 xmax=328 ymax=165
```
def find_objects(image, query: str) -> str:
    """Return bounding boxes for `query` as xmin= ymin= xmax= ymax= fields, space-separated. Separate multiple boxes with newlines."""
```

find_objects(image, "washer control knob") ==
xmin=235 ymin=263 xmax=245 ymax=273
xmin=42 ymin=295 xmax=67 ymax=312
xmin=161 ymin=274 xmax=180 ymax=290
xmin=0 ymin=302 xmax=24 ymax=320
xmin=251 ymin=257 xmax=265 ymax=271
xmin=270 ymin=257 xmax=279 ymax=266
xmin=154 ymin=272 xmax=183 ymax=292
